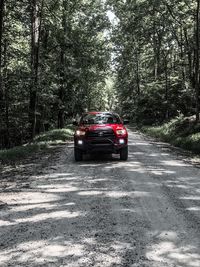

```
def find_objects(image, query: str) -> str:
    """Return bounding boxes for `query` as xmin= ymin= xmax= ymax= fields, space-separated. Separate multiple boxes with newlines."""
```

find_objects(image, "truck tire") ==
xmin=120 ymin=147 xmax=128 ymax=161
xmin=74 ymin=148 xmax=83 ymax=161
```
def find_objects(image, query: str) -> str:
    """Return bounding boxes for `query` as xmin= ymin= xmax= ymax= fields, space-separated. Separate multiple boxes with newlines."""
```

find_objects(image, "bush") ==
xmin=0 ymin=126 xmax=74 ymax=163
xmin=141 ymin=115 xmax=200 ymax=154
xmin=0 ymin=143 xmax=48 ymax=162
xmin=34 ymin=127 xmax=74 ymax=143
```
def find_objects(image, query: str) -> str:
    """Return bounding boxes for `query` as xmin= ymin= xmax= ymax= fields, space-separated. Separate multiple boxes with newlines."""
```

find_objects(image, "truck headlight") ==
xmin=76 ymin=130 xmax=86 ymax=136
xmin=116 ymin=129 xmax=126 ymax=135
xmin=78 ymin=140 xmax=83 ymax=145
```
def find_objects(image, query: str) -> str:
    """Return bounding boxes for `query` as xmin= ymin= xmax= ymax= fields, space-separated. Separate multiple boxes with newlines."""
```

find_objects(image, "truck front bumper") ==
xmin=74 ymin=138 xmax=128 ymax=154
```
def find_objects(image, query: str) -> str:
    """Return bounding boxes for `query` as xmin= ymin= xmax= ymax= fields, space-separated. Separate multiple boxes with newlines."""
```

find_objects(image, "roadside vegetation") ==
xmin=0 ymin=1 xmax=114 ymax=149
xmin=112 ymin=1 xmax=200 ymax=146
xmin=141 ymin=116 xmax=200 ymax=153
xmin=110 ymin=1 xmax=200 ymax=155
xmin=0 ymin=126 xmax=74 ymax=163
xmin=34 ymin=127 xmax=74 ymax=143
xmin=1 ymin=1 xmax=200 ymax=157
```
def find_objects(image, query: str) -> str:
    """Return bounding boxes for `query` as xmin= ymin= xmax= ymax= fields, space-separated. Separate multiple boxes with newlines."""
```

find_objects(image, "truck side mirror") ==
xmin=123 ymin=119 xmax=129 ymax=125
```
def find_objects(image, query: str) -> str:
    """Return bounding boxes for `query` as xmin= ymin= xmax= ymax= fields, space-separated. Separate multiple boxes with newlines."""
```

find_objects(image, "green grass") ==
xmin=0 ymin=126 xmax=74 ymax=163
xmin=0 ymin=143 xmax=48 ymax=162
xmin=34 ymin=127 xmax=74 ymax=143
xmin=141 ymin=116 xmax=200 ymax=154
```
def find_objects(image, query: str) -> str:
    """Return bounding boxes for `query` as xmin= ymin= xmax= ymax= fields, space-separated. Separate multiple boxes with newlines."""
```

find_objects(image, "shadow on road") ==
xmin=0 ymin=131 xmax=200 ymax=266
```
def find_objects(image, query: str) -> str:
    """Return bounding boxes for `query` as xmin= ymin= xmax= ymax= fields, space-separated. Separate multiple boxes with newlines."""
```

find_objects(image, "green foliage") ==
xmin=0 ymin=126 xmax=74 ymax=162
xmin=109 ymin=0 xmax=198 ymax=123
xmin=34 ymin=127 xmax=74 ymax=143
xmin=0 ymin=0 xmax=112 ymax=149
xmin=0 ymin=143 xmax=48 ymax=163
xmin=2 ymin=0 xmax=199 ymax=151
xmin=142 ymin=115 xmax=200 ymax=153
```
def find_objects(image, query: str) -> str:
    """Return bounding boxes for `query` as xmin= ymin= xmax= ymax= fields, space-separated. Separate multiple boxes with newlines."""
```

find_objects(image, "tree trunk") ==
xmin=29 ymin=0 xmax=43 ymax=139
xmin=58 ymin=0 xmax=67 ymax=129
xmin=165 ymin=56 xmax=169 ymax=120
xmin=194 ymin=0 xmax=200 ymax=121
xmin=58 ymin=50 xmax=65 ymax=129
xmin=135 ymin=51 xmax=140 ymax=95
xmin=3 ymin=34 xmax=10 ymax=147
xmin=0 ymin=1 xmax=10 ymax=148
xmin=0 ymin=0 xmax=5 ymax=112
xmin=184 ymin=28 xmax=194 ymax=88
xmin=180 ymin=27 xmax=186 ymax=84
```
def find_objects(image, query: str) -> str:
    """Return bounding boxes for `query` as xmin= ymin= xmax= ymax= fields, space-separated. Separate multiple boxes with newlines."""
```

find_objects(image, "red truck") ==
xmin=73 ymin=112 xmax=129 ymax=161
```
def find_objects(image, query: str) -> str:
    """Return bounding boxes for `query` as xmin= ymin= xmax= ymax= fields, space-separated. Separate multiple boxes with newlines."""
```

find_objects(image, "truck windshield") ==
xmin=80 ymin=113 xmax=121 ymax=125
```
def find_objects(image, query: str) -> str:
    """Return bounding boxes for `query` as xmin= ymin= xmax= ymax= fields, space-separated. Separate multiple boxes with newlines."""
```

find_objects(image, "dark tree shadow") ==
xmin=0 ymin=132 xmax=200 ymax=266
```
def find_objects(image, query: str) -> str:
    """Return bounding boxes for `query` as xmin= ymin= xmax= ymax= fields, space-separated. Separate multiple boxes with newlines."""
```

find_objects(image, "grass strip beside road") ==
xmin=0 ymin=127 xmax=74 ymax=163
xmin=141 ymin=116 xmax=200 ymax=154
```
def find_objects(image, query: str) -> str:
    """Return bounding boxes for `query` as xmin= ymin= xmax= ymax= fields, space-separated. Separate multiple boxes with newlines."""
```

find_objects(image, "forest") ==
xmin=1 ymin=0 xmax=200 ymax=149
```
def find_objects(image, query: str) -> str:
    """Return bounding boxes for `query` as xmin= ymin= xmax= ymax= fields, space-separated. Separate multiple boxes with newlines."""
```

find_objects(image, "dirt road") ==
xmin=0 ymin=129 xmax=200 ymax=267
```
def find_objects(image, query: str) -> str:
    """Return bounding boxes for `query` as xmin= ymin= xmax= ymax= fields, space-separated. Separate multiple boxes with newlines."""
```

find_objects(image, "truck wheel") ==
xmin=74 ymin=148 xmax=83 ymax=161
xmin=120 ymin=147 xmax=128 ymax=161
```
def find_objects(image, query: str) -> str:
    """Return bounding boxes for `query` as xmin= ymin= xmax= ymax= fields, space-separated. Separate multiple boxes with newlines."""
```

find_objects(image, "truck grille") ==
xmin=86 ymin=129 xmax=115 ymax=143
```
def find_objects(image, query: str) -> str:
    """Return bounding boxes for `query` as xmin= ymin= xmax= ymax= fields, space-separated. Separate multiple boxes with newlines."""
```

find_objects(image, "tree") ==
xmin=0 ymin=0 xmax=112 ymax=148
xmin=109 ymin=0 xmax=200 ymax=123
xmin=29 ymin=0 xmax=44 ymax=138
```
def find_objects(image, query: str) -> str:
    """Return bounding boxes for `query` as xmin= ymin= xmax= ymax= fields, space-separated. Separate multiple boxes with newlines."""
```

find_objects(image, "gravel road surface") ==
xmin=0 ymin=129 xmax=200 ymax=267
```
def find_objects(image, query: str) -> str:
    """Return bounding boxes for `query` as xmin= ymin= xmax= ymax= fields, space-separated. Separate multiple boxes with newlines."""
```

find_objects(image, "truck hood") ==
xmin=75 ymin=124 xmax=128 ymax=138
xmin=78 ymin=124 xmax=125 ymax=132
